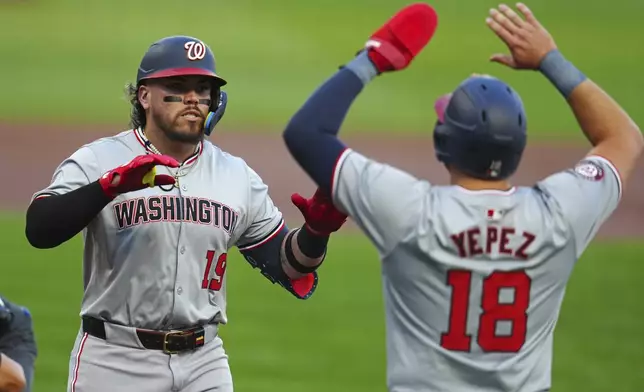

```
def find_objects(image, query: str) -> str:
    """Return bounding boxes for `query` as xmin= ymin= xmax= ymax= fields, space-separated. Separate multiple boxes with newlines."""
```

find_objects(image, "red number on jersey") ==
xmin=440 ymin=270 xmax=532 ymax=353
xmin=201 ymin=250 xmax=228 ymax=291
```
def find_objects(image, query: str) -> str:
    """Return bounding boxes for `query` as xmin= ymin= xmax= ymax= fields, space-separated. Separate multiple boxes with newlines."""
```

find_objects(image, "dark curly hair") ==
xmin=125 ymin=82 xmax=146 ymax=129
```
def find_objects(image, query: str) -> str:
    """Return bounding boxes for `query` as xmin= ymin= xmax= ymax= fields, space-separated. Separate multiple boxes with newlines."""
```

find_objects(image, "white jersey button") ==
xmin=180 ymin=246 xmax=186 ymax=254
xmin=177 ymin=287 xmax=183 ymax=295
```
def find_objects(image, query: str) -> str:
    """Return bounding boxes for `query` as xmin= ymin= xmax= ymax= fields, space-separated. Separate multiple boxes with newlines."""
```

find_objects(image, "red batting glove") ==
xmin=291 ymin=188 xmax=348 ymax=236
xmin=98 ymin=154 xmax=180 ymax=199
xmin=363 ymin=3 xmax=438 ymax=73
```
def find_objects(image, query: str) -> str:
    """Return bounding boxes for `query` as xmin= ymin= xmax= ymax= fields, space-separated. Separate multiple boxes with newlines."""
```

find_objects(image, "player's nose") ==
xmin=183 ymin=90 xmax=200 ymax=104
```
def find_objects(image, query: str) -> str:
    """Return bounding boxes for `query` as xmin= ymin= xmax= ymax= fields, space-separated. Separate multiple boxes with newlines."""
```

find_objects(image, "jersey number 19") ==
xmin=440 ymin=270 xmax=532 ymax=353
xmin=202 ymin=250 xmax=228 ymax=291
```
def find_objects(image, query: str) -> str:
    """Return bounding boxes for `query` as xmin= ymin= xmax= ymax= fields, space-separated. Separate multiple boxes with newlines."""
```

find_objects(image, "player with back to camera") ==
xmin=24 ymin=35 xmax=348 ymax=392
xmin=282 ymin=2 xmax=642 ymax=391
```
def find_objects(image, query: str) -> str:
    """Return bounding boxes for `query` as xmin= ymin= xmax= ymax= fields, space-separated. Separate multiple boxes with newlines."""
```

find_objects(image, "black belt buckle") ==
xmin=162 ymin=327 xmax=206 ymax=354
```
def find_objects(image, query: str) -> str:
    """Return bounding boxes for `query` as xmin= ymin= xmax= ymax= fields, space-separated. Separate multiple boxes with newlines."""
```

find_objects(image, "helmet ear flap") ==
xmin=433 ymin=121 xmax=451 ymax=164
xmin=204 ymin=90 xmax=228 ymax=136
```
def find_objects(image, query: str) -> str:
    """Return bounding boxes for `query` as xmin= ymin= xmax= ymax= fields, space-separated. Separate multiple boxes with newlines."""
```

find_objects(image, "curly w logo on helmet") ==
xmin=184 ymin=40 xmax=207 ymax=61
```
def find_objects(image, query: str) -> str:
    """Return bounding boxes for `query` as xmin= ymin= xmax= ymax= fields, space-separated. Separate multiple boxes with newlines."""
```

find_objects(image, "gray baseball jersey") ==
xmin=331 ymin=149 xmax=621 ymax=392
xmin=33 ymin=127 xmax=285 ymax=331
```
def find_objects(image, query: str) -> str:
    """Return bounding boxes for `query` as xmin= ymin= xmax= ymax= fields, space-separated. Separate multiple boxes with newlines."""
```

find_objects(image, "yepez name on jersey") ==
xmin=281 ymin=3 xmax=641 ymax=391
xmin=451 ymin=225 xmax=536 ymax=259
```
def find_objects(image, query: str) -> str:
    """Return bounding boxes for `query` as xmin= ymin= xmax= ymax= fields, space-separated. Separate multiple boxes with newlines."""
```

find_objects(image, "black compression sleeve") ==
xmin=25 ymin=181 xmax=112 ymax=249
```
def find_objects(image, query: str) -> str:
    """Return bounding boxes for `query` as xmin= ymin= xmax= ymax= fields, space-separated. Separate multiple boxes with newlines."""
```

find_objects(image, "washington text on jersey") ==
xmin=112 ymin=195 xmax=240 ymax=233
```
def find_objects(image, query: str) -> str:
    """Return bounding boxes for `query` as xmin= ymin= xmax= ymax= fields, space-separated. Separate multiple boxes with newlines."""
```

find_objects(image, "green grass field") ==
xmin=0 ymin=0 xmax=642 ymax=390
xmin=0 ymin=0 xmax=642 ymax=138
xmin=0 ymin=213 xmax=642 ymax=392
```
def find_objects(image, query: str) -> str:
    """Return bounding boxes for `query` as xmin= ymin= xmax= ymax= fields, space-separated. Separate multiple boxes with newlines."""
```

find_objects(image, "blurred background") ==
xmin=0 ymin=0 xmax=642 ymax=391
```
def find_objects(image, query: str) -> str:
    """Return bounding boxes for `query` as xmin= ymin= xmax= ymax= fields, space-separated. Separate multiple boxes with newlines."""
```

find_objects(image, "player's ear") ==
xmin=138 ymin=85 xmax=151 ymax=110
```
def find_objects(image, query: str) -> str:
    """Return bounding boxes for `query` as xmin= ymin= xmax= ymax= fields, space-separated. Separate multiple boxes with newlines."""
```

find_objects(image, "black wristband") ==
xmin=285 ymin=229 xmax=324 ymax=275
xmin=297 ymin=225 xmax=330 ymax=258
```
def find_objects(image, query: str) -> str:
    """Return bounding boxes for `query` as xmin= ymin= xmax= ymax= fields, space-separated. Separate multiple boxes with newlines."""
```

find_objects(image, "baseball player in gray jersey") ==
xmin=24 ymin=35 xmax=348 ymax=392
xmin=282 ymin=3 xmax=643 ymax=391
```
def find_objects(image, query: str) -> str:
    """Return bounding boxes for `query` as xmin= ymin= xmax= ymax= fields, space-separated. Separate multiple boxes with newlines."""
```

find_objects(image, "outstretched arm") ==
xmin=487 ymin=3 xmax=643 ymax=252
xmin=281 ymin=62 xmax=366 ymax=194
xmin=279 ymin=189 xmax=347 ymax=280
xmin=238 ymin=189 xmax=347 ymax=299
xmin=486 ymin=3 xmax=642 ymax=187
xmin=281 ymin=5 xmax=439 ymax=257
xmin=237 ymin=223 xmax=324 ymax=300
xmin=283 ymin=3 xmax=438 ymax=194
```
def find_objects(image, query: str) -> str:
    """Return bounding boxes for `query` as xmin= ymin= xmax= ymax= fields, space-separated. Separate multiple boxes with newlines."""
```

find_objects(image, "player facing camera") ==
xmin=25 ymin=33 xmax=347 ymax=392
xmin=125 ymin=75 xmax=227 ymax=144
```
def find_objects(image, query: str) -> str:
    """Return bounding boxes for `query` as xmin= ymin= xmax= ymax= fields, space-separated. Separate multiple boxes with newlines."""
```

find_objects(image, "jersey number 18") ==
xmin=440 ymin=270 xmax=532 ymax=353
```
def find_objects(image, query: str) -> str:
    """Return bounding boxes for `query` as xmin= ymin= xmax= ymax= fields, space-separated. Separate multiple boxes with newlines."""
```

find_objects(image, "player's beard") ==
xmin=153 ymin=110 xmax=205 ymax=144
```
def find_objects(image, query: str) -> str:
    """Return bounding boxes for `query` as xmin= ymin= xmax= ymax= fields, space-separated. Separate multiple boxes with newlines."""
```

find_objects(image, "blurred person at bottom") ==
xmin=0 ymin=295 xmax=37 ymax=392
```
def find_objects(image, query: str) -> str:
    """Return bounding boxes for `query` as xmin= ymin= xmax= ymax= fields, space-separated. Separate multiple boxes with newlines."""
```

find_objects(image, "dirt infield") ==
xmin=2 ymin=123 xmax=642 ymax=239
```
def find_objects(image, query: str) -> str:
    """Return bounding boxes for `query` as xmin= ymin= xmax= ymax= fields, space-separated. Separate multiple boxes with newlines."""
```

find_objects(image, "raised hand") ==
xmin=361 ymin=3 xmax=438 ymax=73
xmin=291 ymin=188 xmax=348 ymax=236
xmin=486 ymin=3 xmax=558 ymax=70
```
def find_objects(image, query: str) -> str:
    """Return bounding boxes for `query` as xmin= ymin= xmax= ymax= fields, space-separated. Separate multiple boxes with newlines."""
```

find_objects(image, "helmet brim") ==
xmin=139 ymin=67 xmax=227 ymax=87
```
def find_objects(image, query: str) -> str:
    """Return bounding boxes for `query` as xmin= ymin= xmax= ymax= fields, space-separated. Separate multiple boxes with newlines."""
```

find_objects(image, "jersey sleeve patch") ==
xmin=574 ymin=160 xmax=605 ymax=181
xmin=579 ymin=155 xmax=623 ymax=200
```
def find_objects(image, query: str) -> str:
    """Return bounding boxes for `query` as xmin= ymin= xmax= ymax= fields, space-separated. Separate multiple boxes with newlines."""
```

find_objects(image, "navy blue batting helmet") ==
xmin=136 ymin=35 xmax=228 ymax=136
xmin=433 ymin=75 xmax=527 ymax=180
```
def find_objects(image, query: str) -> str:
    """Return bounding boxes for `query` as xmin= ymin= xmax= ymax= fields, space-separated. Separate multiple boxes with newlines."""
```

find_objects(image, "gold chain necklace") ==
xmin=140 ymin=128 xmax=199 ymax=191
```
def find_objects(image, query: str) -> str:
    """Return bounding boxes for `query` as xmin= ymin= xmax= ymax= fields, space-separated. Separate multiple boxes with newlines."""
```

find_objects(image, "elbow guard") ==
xmin=239 ymin=226 xmax=318 ymax=300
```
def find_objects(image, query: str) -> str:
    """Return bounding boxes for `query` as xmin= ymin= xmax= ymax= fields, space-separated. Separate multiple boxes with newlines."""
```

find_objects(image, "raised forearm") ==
xmin=539 ymin=49 xmax=643 ymax=182
xmin=567 ymin=80 xmax=640 ymax=147
xmin=280 ymin=226 xmax=330 ymax=280
xmin=540 ymin=50 xmax=640 ymax=147
xmin=282 ymin=62 xmax=370 ymax=192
